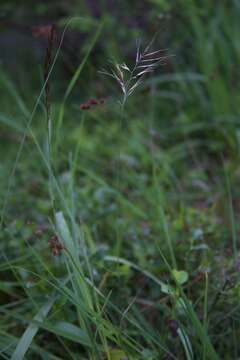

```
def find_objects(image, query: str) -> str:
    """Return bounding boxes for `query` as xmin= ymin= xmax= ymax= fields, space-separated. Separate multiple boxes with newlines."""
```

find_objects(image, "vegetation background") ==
xmin=0 ymin=1 xmax=240 ymax=359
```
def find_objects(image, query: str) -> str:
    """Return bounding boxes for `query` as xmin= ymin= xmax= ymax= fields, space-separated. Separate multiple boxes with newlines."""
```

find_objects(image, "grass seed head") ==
xmin=100 ymin=38 xmax=170 ymax=106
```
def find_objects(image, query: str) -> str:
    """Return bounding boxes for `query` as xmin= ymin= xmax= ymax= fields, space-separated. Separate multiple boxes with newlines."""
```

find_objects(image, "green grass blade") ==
xmin=33 ymin=321 xmax=92 ymax=347
xmin=11 ymin=295 xmax=56 ymax=360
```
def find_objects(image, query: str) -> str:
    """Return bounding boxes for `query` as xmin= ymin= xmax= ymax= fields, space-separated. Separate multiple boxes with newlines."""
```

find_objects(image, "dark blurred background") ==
xmin=0 ymin=0 xmax=174 ymax=87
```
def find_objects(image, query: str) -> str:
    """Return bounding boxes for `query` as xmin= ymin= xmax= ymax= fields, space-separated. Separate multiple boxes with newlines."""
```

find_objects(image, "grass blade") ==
xmin=11 ymin=295 xmax=56 ymax=360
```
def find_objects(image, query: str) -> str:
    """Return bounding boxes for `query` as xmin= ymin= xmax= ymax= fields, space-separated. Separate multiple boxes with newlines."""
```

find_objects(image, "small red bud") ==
xmin=80 ymin=103 xmax=90 ymax=110
xmin=32 ymin=25 xmax=55 ymax=40
xmin=89 ymin=98 xmax=98 ymax=105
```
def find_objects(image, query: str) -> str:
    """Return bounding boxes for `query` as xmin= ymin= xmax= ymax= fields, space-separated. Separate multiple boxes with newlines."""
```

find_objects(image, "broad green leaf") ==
xmin=172 ymin=269 xmax=189 ymax=285
xmin=108 ymin=348 xmax=128 ymax=360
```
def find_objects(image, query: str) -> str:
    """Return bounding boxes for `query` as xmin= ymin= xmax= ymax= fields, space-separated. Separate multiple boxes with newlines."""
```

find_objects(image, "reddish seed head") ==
xmin=80 ymin=103 xmax=90 ymax=110
xmin=32 ymin=25 xmax=55 ymax=40
xmin=52 ymin=248 xmax=59 ymax=256
xmin=80 ymin=97 xmax=106 ymax=111
xmin=49 ymin=235 xmax=64 ymax=256
xmin=89 ymin=98 xmax=99 ymax=105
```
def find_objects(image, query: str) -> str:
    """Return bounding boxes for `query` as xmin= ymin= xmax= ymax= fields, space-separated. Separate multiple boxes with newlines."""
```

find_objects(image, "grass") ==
xmin=0 ymin=2 xmax=240 ymax=359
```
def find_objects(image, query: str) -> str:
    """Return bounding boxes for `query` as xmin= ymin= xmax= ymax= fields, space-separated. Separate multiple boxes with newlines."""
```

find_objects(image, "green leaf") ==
xmin=114 ymin=264 xmax=130 ymax=277
xmin=172 ymin=269 xmax=189 ymax=285
xmin=11 ymin=296 xmax=56 ymax=360
xmin=161 ymin=282 xmax=175 ymax=295
xmin=37 ymin=321 xmax=91 ymax=347
xmin=108 ymin=348 xmax=128 ymax=360
xmin=55 ymin=211 xmax=74 ymax=255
